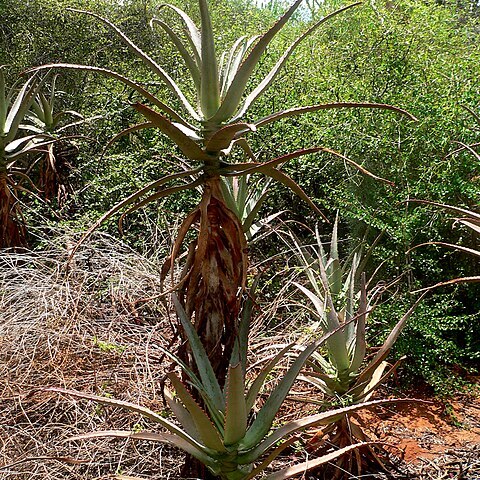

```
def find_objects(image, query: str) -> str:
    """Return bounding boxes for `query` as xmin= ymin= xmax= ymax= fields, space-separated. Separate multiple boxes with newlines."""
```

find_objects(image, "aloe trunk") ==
xmin=0 ymin=171 xmax=26 ymax=248
xmin=176 ymin=176 xmax=247 ymax=386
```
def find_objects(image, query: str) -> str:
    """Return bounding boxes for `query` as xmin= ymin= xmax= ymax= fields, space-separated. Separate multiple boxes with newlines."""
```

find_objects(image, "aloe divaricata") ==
xmin=282 ymin=218 xmax=425 ymax=474
xmin=27 ymin=1 xmax=417 ymax=384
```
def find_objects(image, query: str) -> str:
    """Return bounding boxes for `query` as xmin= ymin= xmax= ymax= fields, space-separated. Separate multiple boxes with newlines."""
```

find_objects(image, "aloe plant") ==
xmin=26 ymin=75 xmax=88 ymax=206
xmin=0 ymin=68 xmax=53 ymax=248
xmin=45 ymin=290 xmax=414 ymax=480
xmin=28 ymin=1 xmax=417 ymax=386
xmin=282 ymin=218 xmax=425 ymax=475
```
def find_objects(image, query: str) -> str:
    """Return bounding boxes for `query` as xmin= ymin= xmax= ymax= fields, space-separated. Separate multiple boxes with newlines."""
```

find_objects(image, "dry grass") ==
xmin=0 ymin=233 xmax=184 ymax=479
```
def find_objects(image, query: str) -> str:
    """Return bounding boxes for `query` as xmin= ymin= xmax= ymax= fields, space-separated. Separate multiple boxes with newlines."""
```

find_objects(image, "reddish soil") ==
xmin=359 ymin=393 xmax=480 ymax=465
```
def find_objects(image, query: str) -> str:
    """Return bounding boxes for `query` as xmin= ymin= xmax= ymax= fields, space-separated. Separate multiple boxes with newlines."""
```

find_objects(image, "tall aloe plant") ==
xmin=29 ymin=0 xmax=416 ymax=384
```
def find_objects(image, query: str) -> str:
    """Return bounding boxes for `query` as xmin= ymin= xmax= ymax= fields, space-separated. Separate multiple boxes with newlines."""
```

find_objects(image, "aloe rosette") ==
xmin=46 ymin=292 xmax=415 ymax=480
xmin=282 ymin=218 xmax=425 ymax=474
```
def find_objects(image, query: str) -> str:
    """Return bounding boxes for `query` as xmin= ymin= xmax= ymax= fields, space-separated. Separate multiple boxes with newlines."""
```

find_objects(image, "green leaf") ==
xmin=44 ymin=387 xmax=206 ymax=451
xmin=232 ymin=3 xmax=362 ymax=122
xmin=132 ymin=103 xmax=209 ymax=161
xmin=242 ymin=398 xmax=417 ymax=462
xmin=5 ymin=74 xmax=40 ymax=143
xmin=199 ymin=0 xmax=220 ymax=118
xmin=24 ymin=64 xmax=193 ymax=127
xmin=245 ymin=343 xmax=293 ymax=412
xmin=67 ymin=8 xmax=200 ymax=121
xmin=254 ymin=102 xmax=418 ymax=129
xmin=157 ymin=4 xmax=202 ymax=64
xmin=205 ymin=123 xmax=255 ymax=153
xmin=150 ymin=18 xmax=201 ymax=91
xmin=356 ymin=293 xmax=426 ymax=386
xmin=68 ymin=168 xmax=202 ymax=259
xmin=210 ymin=0 xmax=304 ymax=123
xmin=0 ymin=68 xmax=6 ymax=133
xmin=223 ymin=364 xmax=248 ymax=446
xmin=168 ymin=373 xmax=226 ymax=452
xmin=172 ymin=295 xmax=225 ymax=413
xmin=263 ymin=442 xmax=378 ymax=480
xmin=68 ymin=429 xmax=214 ymax=466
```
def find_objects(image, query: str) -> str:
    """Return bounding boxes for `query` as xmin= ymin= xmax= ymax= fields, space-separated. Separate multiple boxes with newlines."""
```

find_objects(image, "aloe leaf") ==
xmin=68 ymin=167 xmax=202 ymax=259
xmin=39 ymin=91 xmax=54 ymax=128
xmin=132 ymin=103 xmax=208 ymax=161
xmin=294 ymin=283 xmax=329 ymax=326
xmin=255 ymin=102 xmax=418 ymax=129
xmin=68 ymin=429 xmax=214 ymax=466
xmin=168 ymin=373 xmax=226 ymax=451
xmin=211 ymin=0 xmax=304 ymax=123
xmin=223 ymin=364 xmax=248 ymax=446
xmin=244 ymin=437 xmax=298 ymax=480
xmin=245 ymin=343 xmax=293 ymax=412
xmin=233 ymin=3 xmax=361 ymax=121
xmin=242 ymin=398 xmax=415 ymax=461
xmin=458 ymin=218 xmax=480 ymax=235
xmin=205 ymin=123 xmax=255 ymax=153
xmin=356 ymin=293 xmax=426 ymax=386
xmin=5 ymin=134 xmax=51 ymax=153
xmin=6 ymin=138 xmax=56 ymax=160
xmin=24 ymin=64 xmax=194 ymax=127
xmin=220 ymin=36 xmax=247 ymax=97
xmin=198 ymin=0 xmax=220 ymax=118
xmin=349 ymin=274 xmax=367 ymax=373
xmin=237 ymin=288 xmax=257 ymax=375
xmin=411 ymin=241 xmax=480 ymax=259
xmin=411 ymin=276 xmax=480 ymax=293
xmin=67 ymin=8 xmax=199 ymax=120
xmin=328 ymin=215 xmax=342 ymax=296
xmin=157 ymin=345 xmax=222 ymax=425
xmin=44 ymin=387 xmax=207 ymax=451
xmin=150 ymin=18 xmax=201 ymax=90
xmin=241 ymin=326 xmax=347 ymax=451
xmin=352 ymin=357 xmax=405 ymax=402
xmin=294 ymin=282 xmax=349 ymax=373
xmin=263 ymin=442 xmax=378 ymax=480
xmin=163 ymin=386 xmax=198 ymax=438
xmin=242 ymin=189 xmax=269 ymax=234
xmin=454 ymin=141 xmax=480 ymax=161
xmin=120 ymin=177 xmax=203 ymax=222
xmin=102 ymin=122 xmax=155 ymax=158
xmin=172 ymin=295 xmax=226 ymax=413
xmin=158 ymin=4 xmax=202 ymax=64
xmin=5 ymin=75 xmax=40 ymax=143
xmin=222 ymin=36 xmax=259 ymax=99
xmin=408 ymin=199 xmax=480 ymax=222
xmin=259 ymin=166 xmax=328 ymax=221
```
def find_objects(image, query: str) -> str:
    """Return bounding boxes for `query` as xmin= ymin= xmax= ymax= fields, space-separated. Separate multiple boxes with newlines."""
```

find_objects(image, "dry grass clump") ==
xmin=0 ymin=233 xmax=184 ymax=479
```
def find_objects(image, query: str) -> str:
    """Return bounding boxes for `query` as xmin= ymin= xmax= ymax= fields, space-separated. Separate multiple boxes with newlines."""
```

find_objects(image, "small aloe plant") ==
xmin=282 ymin=218 xmax=425 ymax=475
xmin=0 ymin=68 xmax=53 ymax=248
xmin=45 ymin=291 xmax=413 ymax=480
xmin=28 ymin=0 xmax=416 ymax=385
xmin=26 ymin=75 xmax=89 ymax=205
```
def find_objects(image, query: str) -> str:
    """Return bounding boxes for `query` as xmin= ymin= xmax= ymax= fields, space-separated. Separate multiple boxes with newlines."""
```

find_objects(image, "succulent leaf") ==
xmin=224 ymin=364 xmax=248 ymax=446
